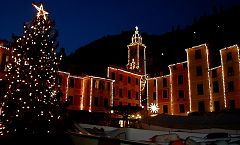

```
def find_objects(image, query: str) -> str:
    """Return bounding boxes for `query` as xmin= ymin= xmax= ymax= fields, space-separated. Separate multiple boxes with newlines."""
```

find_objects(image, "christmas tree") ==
xmin=0 ymin=3 xmax=64 ymax=136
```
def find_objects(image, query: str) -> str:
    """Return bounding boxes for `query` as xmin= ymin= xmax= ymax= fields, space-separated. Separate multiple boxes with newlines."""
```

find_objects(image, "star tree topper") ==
xmin=32 ymin=3 xmax=49 ymax=20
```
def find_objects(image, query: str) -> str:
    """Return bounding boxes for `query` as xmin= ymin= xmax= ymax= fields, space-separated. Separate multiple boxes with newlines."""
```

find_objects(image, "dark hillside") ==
xmin=64 ymin=4 xmax=240 ymax=77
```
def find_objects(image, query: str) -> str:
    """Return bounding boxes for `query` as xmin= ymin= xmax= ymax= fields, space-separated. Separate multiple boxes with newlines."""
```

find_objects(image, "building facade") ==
xmin=1 ymin=28 xmax=240 ymax=116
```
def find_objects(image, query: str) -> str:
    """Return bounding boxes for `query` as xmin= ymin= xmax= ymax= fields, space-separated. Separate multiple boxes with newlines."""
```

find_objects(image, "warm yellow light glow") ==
xmin=169 ymin=66 xmax=173 ymax=115
xmin=32 ymin=3 xmax=49 ymax=20
xmin=186 ymin=48 xmax=192 ymax=112
xmin=89 ymin=77 xmax=93 ymax=112
xmin=148 ymin=103 xmax=159 ymax=114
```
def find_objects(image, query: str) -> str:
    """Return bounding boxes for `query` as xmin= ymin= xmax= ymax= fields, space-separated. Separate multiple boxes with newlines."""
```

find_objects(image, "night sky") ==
xmin=1 ymin=0 xmax=240 ymax=55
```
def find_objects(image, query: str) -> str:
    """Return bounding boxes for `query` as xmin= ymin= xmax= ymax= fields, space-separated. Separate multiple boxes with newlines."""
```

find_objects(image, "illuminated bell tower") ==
xmin=126 ymin=26 xmax=147 ymax=74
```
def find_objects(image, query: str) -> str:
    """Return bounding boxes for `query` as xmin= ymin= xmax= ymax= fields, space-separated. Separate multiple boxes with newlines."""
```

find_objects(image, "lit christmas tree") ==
xmin=0 ymin=3 xmax=63 ymax=136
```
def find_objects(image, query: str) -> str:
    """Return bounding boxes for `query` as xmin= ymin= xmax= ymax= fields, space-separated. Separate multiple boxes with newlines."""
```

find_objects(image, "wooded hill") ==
xmin=63 ymin=5 xmax=240 ymax=78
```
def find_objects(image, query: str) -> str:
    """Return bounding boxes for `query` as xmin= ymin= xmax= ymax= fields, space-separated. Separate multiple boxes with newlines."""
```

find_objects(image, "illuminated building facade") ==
xmin=107 ymin=66 xmax=142 ymax=107
xmin=185 ymin=44 xmax=212 ymax=113
xmin=107 ymin=26 xmax=147 ymax=108
xmin=147 ymin=75 xmax=171 ymax=115
xmin=81 ymin=76 xmax=114 ymax=112
xmin=220 ymin=45 xmax=240 ymax=110
xmin=1 ymin=29 xmax=240 ymax=116
xmin=169 ymin=61 xmax=190 ymax=115
xmin=58 ymin=71 xmax=114 ymax=113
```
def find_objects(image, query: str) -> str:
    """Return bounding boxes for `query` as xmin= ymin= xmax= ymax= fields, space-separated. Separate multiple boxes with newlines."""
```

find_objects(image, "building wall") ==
xmin=157 ymin=75 xmax=171 ymax=115
xmin=220 ymin=45 xmax=240 ymax=109
xmin=86 ymin=76 xmax=114 ymax=113
xmin=169 ymin=62 xmax=189 ymax=115
xmin=67 ymin=76 xmax=83 ymax=110
xmin=107 ymin=67 xmax=142 ymax=107
xmin=209 ymin=66 xmax=224 ymax=112
xmin=57 ymin=72 xmax=114 ymax=113
xmin=147 ymin=75 xmax=171 ymax=115
xmin=2 ymin=35 xmax=240 ymax=116
xmin=186 ymin=44 xmax=211 ymax=112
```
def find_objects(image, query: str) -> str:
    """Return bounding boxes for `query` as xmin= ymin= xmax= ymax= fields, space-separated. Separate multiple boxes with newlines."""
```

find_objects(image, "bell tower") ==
xmin=126 ymin=26 xmax=147 ymax=75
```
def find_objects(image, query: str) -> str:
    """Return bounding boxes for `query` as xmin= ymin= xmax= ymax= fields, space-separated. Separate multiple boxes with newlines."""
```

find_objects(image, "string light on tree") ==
xmin=0 ymin=3 xmax=63 ymax=136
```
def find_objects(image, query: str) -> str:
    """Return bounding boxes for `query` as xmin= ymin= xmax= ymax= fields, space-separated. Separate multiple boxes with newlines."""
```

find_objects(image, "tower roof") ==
xmin=131 ymin=26 xmax=142 ymax=44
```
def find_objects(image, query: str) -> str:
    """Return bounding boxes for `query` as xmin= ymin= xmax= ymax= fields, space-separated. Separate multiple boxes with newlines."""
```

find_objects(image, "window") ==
xmin=119 ymin=89 xmax=123 ymax=97
xmin=128 ymin=90 xmax=131 ymax=99
xmin=70 ymin=78 xmax=74 ymax=88
xmin=178 ymin=75 xmax=183 ymax=85
xmin=94 ymin=97 xmax=98 ymax=106
xmin=107 ymin=82 xmax=110 ymax=91
xmin=153 ymin=92 xmax=156 ymax=100
xmin=183 ymin=63 xmax=187 ymax=69
xmin=197 ymin=84 xmax=204 ymax=95
xmin=163 ymin=105 xmax=168 ymax=113
xmin=227 ymin=81 xmax=234 ymax=92
xmin=163 ymin=90 xmax=168 ymax=98
xmin=227 ymin=52 xmax=232 ymax=61
xmin=178 ymin=90 xmax=184 ymax=98
xmin=214 ymin=101 xmax=220 ymax=112
xmin=172 ymin=66 xmax=177 ymax=70
xmin=196 ymin=66 xmax=202 ymax=76
xmin=135 ymin=92 xmax=139 ymax=100
xmin=163 ymin=78 xmax=167 ymax=87
xmin=136 ymin=78 xmax=139 ymax=85
xmin=111 ymin=72 xmax=115 ymax=80
xmin=195 ymin=49 xmax=202 ymax=59
xmin=213 ymin=81 xmax=219 ymax=93
xmin=230 ymin=100 xmax=235 ymax=110
xmin=101 ymin=81 xmax=105 ymax=90
xmin=104 ymin=98 xmax=108 ymax=108
xmin=198 ymin=101 xmax=205 ymax=112
xmin=212 ymin=69 xmax=217 ymax=78
xmin=128 ymin=76 xmax=131 ymax=84
xmin=119 ymin=74 xmax=123 ymax=81
xmin=119 ymin=102 xmax=122 ymax=106
xmin=179 ymin=104 xmax=185 ymax=113
xmin=227 ymin=66 xmax=234 ymax=76
xmin=68 ymin=96 xmax=74 ymax=105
